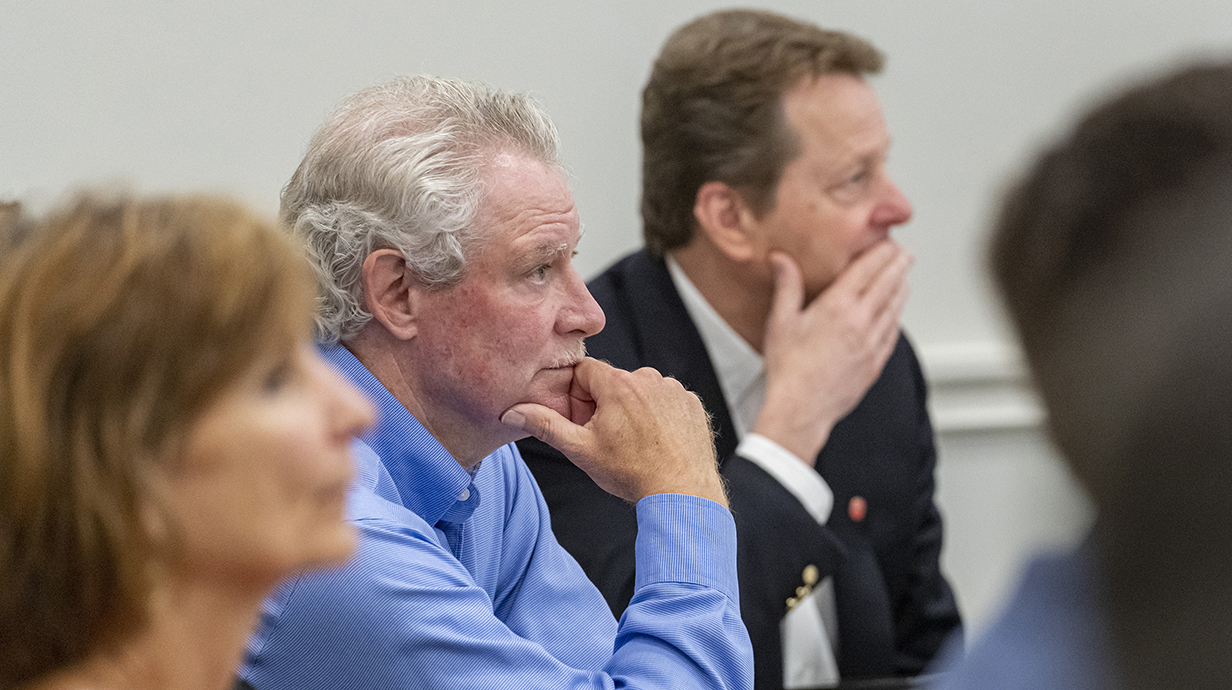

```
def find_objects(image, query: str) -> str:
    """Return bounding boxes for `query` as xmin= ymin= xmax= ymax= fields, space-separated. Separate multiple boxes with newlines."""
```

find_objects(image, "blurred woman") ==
xmin=0 ymin=194 xmax=373 ymax=690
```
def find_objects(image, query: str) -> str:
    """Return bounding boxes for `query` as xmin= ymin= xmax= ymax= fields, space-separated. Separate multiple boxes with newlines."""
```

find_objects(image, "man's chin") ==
xmin=498 ymin=394 xmax=570 ymax=444
xmin=536 ymin=393 xmax=574 ymax=421
xmin=513 ymin=387 xmax=574 ymax=421
xmin=531 ymin=367 xmax=576 ymax=411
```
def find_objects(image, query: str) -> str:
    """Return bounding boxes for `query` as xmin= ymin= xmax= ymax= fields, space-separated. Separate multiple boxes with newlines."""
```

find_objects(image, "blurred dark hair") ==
xmin=990 ymin=62 xmax=1232 ymax=515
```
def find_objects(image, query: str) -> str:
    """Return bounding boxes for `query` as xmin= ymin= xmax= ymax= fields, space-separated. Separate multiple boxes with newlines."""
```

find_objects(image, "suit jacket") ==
xmin=519 ymin=250 xmax=961 ymax=688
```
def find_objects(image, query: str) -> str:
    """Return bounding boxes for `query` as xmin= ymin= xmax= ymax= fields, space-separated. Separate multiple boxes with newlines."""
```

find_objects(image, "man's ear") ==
xmin=362 ymin=249 xmax=419 ymax=340
xmin=692 ymin=181 xmax=759 ymax=262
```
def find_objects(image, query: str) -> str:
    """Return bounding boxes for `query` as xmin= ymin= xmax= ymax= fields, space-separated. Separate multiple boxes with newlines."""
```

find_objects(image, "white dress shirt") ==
xmin=666 ymin=257 xmax=841 ymax=687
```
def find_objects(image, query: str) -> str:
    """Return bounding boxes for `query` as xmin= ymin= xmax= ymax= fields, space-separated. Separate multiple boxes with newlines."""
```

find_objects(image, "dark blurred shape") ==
xmin=937 ymin=61 xmax=1232 ymax=690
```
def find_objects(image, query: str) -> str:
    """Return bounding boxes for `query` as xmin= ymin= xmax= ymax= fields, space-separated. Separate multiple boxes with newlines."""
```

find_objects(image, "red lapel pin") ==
xmin=848 ymin=495 xmax=867 ymax=522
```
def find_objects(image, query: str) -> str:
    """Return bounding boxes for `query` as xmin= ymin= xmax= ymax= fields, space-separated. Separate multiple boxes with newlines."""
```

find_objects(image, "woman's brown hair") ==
xmin=0 ymin=193 xmax=315 ymax=687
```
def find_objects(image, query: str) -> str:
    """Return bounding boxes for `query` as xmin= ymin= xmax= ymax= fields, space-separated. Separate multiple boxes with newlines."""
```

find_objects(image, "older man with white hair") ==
xmin=238 ymin=76 xmax=752 ymax=690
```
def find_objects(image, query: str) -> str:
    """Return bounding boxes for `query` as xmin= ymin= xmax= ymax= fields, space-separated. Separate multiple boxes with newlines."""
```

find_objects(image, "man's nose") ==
xmin=558 ymin=267 xmax=605 ymax=337
xmin=872 ymin=176 xmax=913 ymax=228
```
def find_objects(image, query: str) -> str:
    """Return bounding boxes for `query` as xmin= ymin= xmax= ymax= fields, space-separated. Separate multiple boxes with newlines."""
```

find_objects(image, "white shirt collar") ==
xmin=665 ymin=255 xmax=765 ymax=438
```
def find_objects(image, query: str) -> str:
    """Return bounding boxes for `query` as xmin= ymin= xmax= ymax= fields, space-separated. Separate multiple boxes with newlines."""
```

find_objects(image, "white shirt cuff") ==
xmin=735 ymin=433 xmax=833 ymax=525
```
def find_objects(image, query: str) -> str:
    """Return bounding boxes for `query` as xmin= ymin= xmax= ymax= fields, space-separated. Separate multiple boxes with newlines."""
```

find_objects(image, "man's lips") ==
xmin=543 ymin=350 xmax=585 ymax=370
xmin=539 ymin=359 xmax=581 ymax=382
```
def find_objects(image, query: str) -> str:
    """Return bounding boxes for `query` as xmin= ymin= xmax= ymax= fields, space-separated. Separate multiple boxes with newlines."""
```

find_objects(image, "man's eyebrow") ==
xmin=523 ymin=241 xmax=571 ymax=265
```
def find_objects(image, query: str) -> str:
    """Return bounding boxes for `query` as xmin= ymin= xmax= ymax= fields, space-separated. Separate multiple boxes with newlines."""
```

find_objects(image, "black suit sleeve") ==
xmin=888 ymin=351 xmax=963 ymax=675
xmin=724 ymin=454 xmax=849 ymax=690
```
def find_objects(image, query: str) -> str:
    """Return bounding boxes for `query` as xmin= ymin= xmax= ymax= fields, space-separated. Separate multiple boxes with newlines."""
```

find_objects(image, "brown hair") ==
xmin=0 ymin=201 xmax=30 ymax=251
xmin=990 ymin=62 xmax=1232 ymax=509
xmin=0 ymin=193 xmax=315 ymax=687
xmin=640 ymin=8 xmax=883 ymax=254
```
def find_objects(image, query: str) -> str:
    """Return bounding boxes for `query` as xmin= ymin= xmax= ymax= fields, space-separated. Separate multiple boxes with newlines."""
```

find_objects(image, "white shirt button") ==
xmin=458 ymin=488 xmax=470 ymax=501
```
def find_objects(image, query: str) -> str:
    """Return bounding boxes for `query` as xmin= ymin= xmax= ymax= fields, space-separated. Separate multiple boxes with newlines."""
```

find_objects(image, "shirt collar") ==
xmin=321 ymin=343 xmax=476 ymax=526
xmin=665 ymin=255 xmax=764 ymax=422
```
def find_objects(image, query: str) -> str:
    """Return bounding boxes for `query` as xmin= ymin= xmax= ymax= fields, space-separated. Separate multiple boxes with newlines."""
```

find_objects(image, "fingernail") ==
xmin=500 ymin=408 xmax=525 ymax=428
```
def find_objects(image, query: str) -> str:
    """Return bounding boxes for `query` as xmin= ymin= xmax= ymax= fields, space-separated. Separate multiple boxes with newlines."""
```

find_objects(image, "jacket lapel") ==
xmin=589 ymin=249 xmax=740 ymax=461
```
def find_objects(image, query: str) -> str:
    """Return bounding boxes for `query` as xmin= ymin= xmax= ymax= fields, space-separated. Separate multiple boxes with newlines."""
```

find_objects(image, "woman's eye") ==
xmin=263 ymin=362 xmax=292 ymax=394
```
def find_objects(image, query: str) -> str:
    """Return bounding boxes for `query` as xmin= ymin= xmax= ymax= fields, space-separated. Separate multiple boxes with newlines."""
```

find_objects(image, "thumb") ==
xmin=768 ymin=251 xmax=805 ymax=320
xmin=501 ymin=402 xmax=587 ymax=456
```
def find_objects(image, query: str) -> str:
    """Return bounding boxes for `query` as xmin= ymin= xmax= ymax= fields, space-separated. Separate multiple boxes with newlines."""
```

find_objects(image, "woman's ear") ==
xmin=361 ymin=249 xmax=419 ymax=341
xmin=138 ymin=471 xmax=174 ymax=551
xmin=692 ymin=181 xmax=761 ymax=263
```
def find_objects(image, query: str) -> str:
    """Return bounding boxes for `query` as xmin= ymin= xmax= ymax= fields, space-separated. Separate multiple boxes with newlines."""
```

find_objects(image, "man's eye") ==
xmin=531 ymin=264 xmax=550 ymax=281
xmin=829 ymin=169 xmax=870 ymax=204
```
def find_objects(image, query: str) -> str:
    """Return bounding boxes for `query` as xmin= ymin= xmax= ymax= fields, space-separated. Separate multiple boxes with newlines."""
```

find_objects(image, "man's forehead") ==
xmin=478 ymin=154 xmax=576 ymax=226
xmin=482 ymin=151 xmax=570 ymax=197
xmin=783 ymin=73 xmax=890 ymax=156
xmin=467 ymin=154 xmax=580 ymax=269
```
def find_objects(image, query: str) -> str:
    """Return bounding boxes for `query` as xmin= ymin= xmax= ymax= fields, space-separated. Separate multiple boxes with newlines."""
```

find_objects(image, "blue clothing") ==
xmin=241 ymin=345 xmax=753 ymax=690
xmin=931 ymin=542 xmax=1117 ymax=690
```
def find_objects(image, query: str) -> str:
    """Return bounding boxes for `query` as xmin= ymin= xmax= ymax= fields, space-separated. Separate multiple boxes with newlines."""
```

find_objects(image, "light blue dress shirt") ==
xmin=240 ymin=345 xmax=753 ymax=689
xmin=929 ymin=540 xmax=1115 ymax=690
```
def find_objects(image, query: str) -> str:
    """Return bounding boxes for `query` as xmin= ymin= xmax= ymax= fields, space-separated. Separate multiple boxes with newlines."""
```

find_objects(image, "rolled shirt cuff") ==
xmin=736 ymin=433 xmax=834 ymax=526
xmin=633 ymin=493 xmax=740 ymax=603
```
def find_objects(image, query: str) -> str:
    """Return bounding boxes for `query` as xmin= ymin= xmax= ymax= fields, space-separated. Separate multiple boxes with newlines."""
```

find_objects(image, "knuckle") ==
xmin=606 ymin=367 xmax=635 ymax=387
xmin=633 ymin=366 xmax=662 ymax=380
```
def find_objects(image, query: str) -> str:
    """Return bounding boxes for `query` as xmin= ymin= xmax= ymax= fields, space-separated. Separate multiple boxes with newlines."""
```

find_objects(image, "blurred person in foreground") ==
xmin=0 ymin=194 xmax=373 ymax=690
xmin=238 ymin=75 xmax=751 ymax=689
xmin=934 ymin=61 xmax=1232 ymax=690
xmin=518 ymin=9 xmax=958 ymax=688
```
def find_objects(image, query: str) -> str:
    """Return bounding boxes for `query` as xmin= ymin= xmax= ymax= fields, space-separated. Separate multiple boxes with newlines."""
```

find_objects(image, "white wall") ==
xmin=3 ymin=0 xmax=1228 ymax=630
xmin=922 ymin=342 xmax=1094 ymax=633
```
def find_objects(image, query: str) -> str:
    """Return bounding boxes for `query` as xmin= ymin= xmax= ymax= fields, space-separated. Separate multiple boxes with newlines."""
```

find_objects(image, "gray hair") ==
xmin=281 ymin=75 xmax=563 ymax=344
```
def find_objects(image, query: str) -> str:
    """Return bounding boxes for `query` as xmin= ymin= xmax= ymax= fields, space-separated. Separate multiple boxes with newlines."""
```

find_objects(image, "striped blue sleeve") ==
xmin=242 ymin=450 xmax=751 ymax=689
xmin=608 ymin=494 xmax=753 ymax=689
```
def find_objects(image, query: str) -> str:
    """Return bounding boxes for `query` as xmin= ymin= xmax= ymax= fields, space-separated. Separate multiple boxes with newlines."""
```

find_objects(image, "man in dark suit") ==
xmin=519 ymin=9 xmax=960 ymax=689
